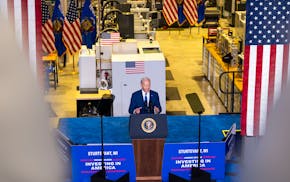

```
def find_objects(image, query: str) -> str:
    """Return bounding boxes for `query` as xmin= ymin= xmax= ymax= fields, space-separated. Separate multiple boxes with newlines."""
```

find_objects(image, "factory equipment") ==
xmin=203 ymin=7 xmax=220 ymax=28
xmin=235 ymin=11 xmax=246 ymax=54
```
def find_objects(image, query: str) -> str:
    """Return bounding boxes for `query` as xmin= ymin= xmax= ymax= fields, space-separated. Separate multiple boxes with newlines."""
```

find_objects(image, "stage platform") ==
xmin=56 ymin=114 xmax=240 ymax=182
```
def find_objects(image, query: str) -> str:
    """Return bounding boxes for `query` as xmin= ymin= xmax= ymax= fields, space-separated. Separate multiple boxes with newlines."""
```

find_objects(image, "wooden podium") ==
xmin=129 ymin=114 xmax=168 ymax=182
xmin=133 ymin=139 xmax=165 ymax=182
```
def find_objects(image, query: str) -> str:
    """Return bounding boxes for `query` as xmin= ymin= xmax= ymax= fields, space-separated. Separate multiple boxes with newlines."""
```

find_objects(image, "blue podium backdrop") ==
xmin=57 ymin=114 xmax=240 ymax=181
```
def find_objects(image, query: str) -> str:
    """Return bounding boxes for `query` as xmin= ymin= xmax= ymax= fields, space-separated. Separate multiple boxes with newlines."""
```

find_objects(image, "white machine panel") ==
xmin=95 ymin=44 xmax=112 ymax=60
xmin=79 ymin=53 xmax=96 ymax=89
xmin=112 ymin=41 xmax=138 ymax=54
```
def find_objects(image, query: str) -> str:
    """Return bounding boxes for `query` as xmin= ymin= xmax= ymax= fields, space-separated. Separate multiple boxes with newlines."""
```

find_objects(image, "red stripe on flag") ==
xmin=241 ymin=46 xmax=250 ymax=136
xmin=47 ymin=21 xmax=56 ymax=50
xmin=63 ymin=20 xmax=77 ymax=54
xmin=35 ymin=0 xmax=43 ymax=83
xmin=42 ymin=20 xmax=55 ymax=53
xmin=267 ymin=45 xmax=276 ymax=110
xmin=63 ymin=19 xmax=82 ymax=54
xmin=162 ymin=0 xmax=178 ymax=26
xmin=7 ymin=0 xmax=15 ymax=38
xmin=75 ymin=21 xmax=82 ymax=43
xmin=71 ymin=21 xmax=82 ymax=46
xmin=7 ymin=0 xmax=15 ymax=28
xmin=66 ymin=22 xmax=77 ymax=51
xmin=183 ymin=0 xmax=198 ymax=26
xmin=253 ymin=45 xmax=263 ymax=136
xmin=282 ymin=44 xmax=289 ymax=90
xmin=21 ymin=0 xmax=29 ymax=55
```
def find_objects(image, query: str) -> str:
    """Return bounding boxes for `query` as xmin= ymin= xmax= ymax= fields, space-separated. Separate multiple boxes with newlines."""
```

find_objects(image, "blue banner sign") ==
xmin=162 ymin=142 xmax=225 ymax=181
xmin=71 ymin=144 xmax=136 ymax=182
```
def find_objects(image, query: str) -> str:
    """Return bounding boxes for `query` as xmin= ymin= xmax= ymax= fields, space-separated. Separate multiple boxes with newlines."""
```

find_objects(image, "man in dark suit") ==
xmin=129 ymin=77 xmax=162 ymax=114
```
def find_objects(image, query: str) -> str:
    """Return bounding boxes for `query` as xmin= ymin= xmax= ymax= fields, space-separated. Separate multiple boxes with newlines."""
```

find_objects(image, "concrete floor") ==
xmin=45 ymin=27 xmax=226 ymax=128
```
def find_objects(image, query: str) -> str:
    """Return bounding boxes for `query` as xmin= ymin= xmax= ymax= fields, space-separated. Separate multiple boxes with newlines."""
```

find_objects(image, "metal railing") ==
xmin=219 ymin=70 xmax=243 ymax=113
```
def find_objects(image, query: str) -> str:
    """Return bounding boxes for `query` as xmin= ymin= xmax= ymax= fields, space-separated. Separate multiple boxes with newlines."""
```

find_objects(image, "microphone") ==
xmin=149 ymin=101 xmax=153 ymax=114
xmin=143 ymin=99 xmax=149 ymax=114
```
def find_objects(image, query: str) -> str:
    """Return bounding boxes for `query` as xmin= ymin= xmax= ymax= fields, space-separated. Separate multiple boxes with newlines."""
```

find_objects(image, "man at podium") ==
xmin=129 ymin=77 xmax=162 ymax=114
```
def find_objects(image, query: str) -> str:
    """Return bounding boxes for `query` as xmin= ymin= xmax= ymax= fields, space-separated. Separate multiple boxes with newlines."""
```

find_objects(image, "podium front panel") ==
xmin=129 ymin=114 xmax=167 ymax=139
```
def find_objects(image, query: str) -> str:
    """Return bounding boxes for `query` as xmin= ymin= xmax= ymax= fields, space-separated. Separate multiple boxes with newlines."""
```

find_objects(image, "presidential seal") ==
xmin=141 ymin=118 xmax=156 ymax=133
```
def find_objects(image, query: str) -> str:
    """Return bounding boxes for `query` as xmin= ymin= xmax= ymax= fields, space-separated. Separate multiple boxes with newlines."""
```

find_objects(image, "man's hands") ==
xmin=133 ymin=107 xmax=142 ymax=114
xmin=154 ymin=106 xmax=160 ymax=114
xmin=134 ymin=106 xmax=160 ymax=114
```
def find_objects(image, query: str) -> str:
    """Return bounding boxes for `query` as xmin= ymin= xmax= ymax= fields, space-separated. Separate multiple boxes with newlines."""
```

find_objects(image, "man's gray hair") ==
xmin=141 ymin=77 xmax=151 ymax=84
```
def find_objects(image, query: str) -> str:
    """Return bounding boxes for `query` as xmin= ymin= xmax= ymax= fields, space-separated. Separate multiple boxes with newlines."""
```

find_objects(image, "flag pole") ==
xmin=72 ymin=54 xmax=76 ymax=74
xmin=189 ymin=25 xmax=193 ymax=39
xmin=98 ymin=0 xmax=102 ymax=82
xmin=57 ymin=55 xmax=63 ymax=73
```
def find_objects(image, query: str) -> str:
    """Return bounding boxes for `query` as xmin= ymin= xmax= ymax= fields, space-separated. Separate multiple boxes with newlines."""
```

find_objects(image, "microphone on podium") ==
xmin=186 ymin=93 xmax=205 ymax=115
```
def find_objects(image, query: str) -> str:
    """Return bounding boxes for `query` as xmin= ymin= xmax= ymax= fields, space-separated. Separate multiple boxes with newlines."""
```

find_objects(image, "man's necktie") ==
xmin=144 ymin=93 xmax=148 ymax=107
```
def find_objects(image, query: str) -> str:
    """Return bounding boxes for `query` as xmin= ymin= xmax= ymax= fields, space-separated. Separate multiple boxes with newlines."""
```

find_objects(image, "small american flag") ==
xmin=63 ymin=0 xmax=82 ymax=54
xmin=100 ymin=32 xmax=120 ymax=46
xmin=183 ymin=0 xmax=198 ymax=26
xmin=125 ymin=61 xmax=145 ymax=74
xmin=162 ymin=0 xmax=178 ymax=26
xmin=241 ymin=0 xmax=290 ymax=136
xmin=42 ymin=0 xmax=56 ymax=54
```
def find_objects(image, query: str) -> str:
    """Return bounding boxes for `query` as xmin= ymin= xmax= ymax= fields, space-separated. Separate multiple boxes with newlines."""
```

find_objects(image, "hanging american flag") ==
xmin=100 ymin=32 xmax=120 ymax=46
xmin=241 ymin=0 xmax=290 ymax=136
xmin=125 ymin=61 xmax=145 ymax=74
xmin=63 ymin=0 xmax=82 ymax=54
xmin=183 ymin=0 xmax=198 ymax=26
xmin=162 ymin=0 xmax=178 ymax=26
xmin=0 ymin=0 xmax=43 ymax=77
xmin=42 ymin=0 xmax=56 ymax=54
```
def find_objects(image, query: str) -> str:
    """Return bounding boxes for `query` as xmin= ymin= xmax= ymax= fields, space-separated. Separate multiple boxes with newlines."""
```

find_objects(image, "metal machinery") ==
xmin=215 ymin=27 xmax=242 ymax=68
xmin=203 ymin=7 xmax=220 ymax=28
xmin=223 ymin=0 xmax=246 ymax=26
xmin=128 ymin=0 xmax=160 ymax=39
xmin=234 ymin=11 xmax=246 ymax=76
xmin=76 ymin=0 xmax=165 ymax=117
xmin=98 ymin=0 xmax=161 ymax=39
xmin=204 ymin=13 xmax=245 ymax=113
xmin=202 ymin=0 xmax=220 ymax=28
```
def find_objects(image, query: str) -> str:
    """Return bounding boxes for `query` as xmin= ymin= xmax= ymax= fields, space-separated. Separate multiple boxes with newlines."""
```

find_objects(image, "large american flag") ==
xmin=241 ymin=0 xmax=290 ymax=136
xmin=100 ymin=32 xmax=120 ymax=46
xmin=0 ymin=0 xmax=43 ymax=77
xmin=162 ymin=0 xmax=178 ymax=26
xmin=41 ymin=0 xmax=55 ymax=54
xmin=125 ymin=61 xmax=145 ymax=74
xmin=63 ymin=0 xmax=81 ymax=54
xmin=183 ymin=0 xmax=198 ymax=26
